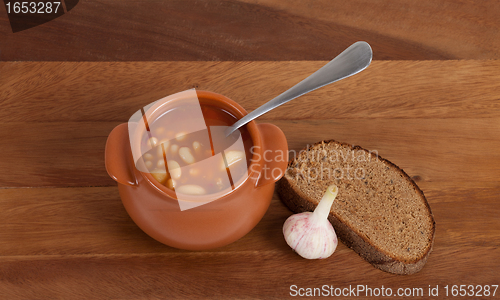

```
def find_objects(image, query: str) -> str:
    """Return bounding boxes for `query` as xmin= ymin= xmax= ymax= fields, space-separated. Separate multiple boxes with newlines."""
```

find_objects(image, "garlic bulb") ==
xmin=283 ymin=185 xmax=339 ymax=259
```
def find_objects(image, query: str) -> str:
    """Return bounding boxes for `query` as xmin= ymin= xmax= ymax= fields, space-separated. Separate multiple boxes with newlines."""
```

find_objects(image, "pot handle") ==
xmin=105 ymin=123 xmax=137 ymax=186
xmin=255 ymin=123 xmax=288 ymax=187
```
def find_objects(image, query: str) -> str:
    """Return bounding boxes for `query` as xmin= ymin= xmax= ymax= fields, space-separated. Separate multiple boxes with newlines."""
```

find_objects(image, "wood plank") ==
xmin=277 ymin=118 xmax=500 ymax=184
xmin=0 ymin=185 xmax=497 ymax=298
xmin=0 ymin=122 xmax=118 ymax=187
xmin=1 ymin=61 xmax=500 ymax=122
xmin=0 ymin=185 xmax=498 ymax=255
xmin=0 ymin=248 xmax=497 ymax=299
xmin=241 ymin=0 xmax=500 ymax=60
xmin=1 ymin=1 xmax=499 ymax=61
xmin=0 ymin=118 xmax=498 ymax=187
xmin=0 ymin=182 xmax=498 ymax=299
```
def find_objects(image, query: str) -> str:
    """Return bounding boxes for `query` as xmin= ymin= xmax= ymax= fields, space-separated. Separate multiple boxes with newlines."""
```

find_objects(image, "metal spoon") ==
xmin=225 ymin=41 xmax=372 ymax=136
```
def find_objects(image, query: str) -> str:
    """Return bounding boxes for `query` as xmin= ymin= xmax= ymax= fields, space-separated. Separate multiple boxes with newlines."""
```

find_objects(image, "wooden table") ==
xmin=1 ymin=0 xmax=500 ymax=61
xmin=0 ymin=61 xmax=498 ymax=299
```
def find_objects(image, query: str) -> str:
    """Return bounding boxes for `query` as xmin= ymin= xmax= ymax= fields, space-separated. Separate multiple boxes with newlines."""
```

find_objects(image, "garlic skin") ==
xmin=283 ymin=185 xmax=339 ymax=259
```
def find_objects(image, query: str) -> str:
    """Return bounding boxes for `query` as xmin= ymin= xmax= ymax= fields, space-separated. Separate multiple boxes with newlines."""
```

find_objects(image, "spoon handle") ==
xmin=226 ymin=41 xmax=372 ymax=136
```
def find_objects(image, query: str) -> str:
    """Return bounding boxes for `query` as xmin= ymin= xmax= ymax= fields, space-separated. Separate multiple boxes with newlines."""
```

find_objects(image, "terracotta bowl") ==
xmin=105 ymin=90 xmax=288 ymax=250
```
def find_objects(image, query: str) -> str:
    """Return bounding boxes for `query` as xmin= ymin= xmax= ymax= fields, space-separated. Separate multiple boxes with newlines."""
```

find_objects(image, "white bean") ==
xmin=175 ymin=132 xmax=187 ymax=141
xmin=179 ymin=147 xmax=195 ymax=164
xmin=157 ymin=139 xmax=170 ymax=157
xmin=222 ymin=150 xmax=245 ymax=170
xmin=143 ymin=153 xmax=154 ymax=161
xmin=167 ymin=160 xmax=181 ymax=179
xmin=147 ymin=137 xmax=158 ymax=148
xmin=170 ymin=144 xmax=179 ymax=156
xmin=192 ymin=141 xmax=201 ymax=152
xmin=176 ymin=185 xmax=206 ymax=195
xmin=157 ymin=159 xmax=165 ymax=168
xmin=151 ymin=169 xmax=168 ymax=184
xmin=166 ymin=179 xmax=176 ymax=190
xmin=144 ymin=160 xmax=153 ymax=169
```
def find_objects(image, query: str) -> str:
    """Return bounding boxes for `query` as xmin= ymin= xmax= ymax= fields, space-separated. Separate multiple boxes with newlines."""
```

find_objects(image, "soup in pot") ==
xmin=139 ymin=104 xmax=253 ymax=196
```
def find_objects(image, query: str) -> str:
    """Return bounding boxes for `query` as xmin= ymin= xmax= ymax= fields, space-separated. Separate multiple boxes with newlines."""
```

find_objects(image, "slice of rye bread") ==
xmin=276 ymin=140 xmax=435 ymax=275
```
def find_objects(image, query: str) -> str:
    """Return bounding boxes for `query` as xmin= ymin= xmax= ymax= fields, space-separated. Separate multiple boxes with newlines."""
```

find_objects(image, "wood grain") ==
xmin=0 ymin=61 xmax=499 ymax=187
xmin=0 ymin=187 xmax=498 ymax=299
xmin=0 ymin=247 xmax=498 ymax=299
xmin=0 ymin=118 xmax=498 ymax=188
xmin=1 ymin=0 xmax=500 ymax=61
xmin=0 ymin=61 xmax=499 ymax=299
xmin=0 ymin=185 xmax=498 ymax=255
xmin=1 ymin=61 xmax=499 ymax=123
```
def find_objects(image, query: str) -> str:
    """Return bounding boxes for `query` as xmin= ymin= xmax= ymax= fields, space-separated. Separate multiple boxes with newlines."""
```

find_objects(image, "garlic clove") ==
xmin=283 ymin=185 xmax=339 ymax=259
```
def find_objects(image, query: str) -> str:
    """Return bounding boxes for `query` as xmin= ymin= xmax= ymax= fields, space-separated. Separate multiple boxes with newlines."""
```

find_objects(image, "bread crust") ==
xmin=277 ymin=140 xmax=435 ymax=275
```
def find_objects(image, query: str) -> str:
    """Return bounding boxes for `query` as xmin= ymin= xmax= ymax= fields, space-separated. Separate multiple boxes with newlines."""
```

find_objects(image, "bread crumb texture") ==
xmin=281 ymin=140 xmax=434 ymax=264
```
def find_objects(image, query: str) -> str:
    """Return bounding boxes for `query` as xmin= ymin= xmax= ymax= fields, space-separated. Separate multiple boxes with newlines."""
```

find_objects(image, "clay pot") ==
xmin=105 ymin=90 xmax=288 ymax=250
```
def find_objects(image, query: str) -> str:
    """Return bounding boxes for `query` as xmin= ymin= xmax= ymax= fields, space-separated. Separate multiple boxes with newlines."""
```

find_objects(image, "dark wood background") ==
xmin=1 ymin=1 xmax=499 ymax=300
xmin=1 ymin=0 xmax=500 ymax=61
